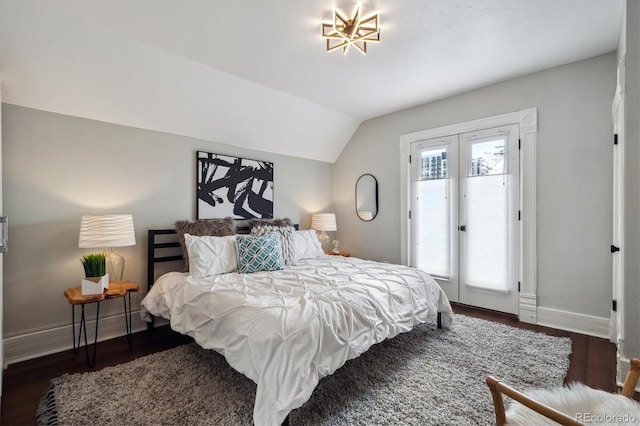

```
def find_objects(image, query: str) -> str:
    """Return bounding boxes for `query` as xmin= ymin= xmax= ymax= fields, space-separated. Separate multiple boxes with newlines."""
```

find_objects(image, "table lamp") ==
xmin=79 ymin=214 xmax=136 ymax=282
xmin=311 ymin=213 xmax=337 ymax=251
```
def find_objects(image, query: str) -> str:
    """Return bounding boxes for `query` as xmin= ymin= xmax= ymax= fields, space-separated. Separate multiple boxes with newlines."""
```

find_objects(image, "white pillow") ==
xmin=184 ymin=234 xmax=237 ymax=278
xmin=292 ymin=230 xmax=324 ymax=261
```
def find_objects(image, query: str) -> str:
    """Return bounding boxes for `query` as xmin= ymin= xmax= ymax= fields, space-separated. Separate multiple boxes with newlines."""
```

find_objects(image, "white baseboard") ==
xmin=3 ymin=309 xmax=159 ymax=366
xmin=536 ymin=306 xmax=610 ymax=339
xmin=519 ymin=293 xmax=537 ymax=324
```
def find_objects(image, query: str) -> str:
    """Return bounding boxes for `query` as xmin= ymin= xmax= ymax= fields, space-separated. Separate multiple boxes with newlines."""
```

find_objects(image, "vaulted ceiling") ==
xmin=0 ymin=0 xmax=624 ymax=162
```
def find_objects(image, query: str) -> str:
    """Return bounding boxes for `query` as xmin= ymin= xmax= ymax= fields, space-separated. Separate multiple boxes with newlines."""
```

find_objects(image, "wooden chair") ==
xmin=486 ymin=358 xmax=640 ymax=426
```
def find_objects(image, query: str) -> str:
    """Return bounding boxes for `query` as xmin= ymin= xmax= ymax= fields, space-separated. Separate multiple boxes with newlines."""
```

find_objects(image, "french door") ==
xmin=410 ymin=125 xmax=520 ymax=314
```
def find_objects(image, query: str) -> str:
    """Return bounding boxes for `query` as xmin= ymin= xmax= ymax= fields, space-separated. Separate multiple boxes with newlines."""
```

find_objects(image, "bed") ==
xmin=141 ymin=224 xmax=454 ymax=426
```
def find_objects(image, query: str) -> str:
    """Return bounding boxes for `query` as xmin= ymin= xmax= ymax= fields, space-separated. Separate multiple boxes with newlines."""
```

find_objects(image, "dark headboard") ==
xmin=147 ymin=229 xmax=183 ymax=290
xmin=147 ymin=224 xmax=299 ymax=291
xmin=147 ymin=225 xmax=250 ymax=291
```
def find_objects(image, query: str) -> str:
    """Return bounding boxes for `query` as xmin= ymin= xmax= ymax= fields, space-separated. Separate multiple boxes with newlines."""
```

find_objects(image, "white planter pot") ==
xmin=81 ymin=274 xmax=109 ymax=295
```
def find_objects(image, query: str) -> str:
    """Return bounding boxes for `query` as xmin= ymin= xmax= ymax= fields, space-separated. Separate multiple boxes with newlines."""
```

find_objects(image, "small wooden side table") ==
xmin=325 ymin=250 xmax=351 ymax=257
xmin=64 ymin=281 xmax=139 ymax=367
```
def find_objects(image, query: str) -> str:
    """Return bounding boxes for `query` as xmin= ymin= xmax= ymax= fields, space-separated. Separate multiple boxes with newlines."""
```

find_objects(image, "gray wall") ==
xmin=334 ymin=53 xmax=616 ymax=318
xmin=2 ymin=105 xmax=333 ymax=337
xmin=621 ymin=0 xmax=640 ymax=362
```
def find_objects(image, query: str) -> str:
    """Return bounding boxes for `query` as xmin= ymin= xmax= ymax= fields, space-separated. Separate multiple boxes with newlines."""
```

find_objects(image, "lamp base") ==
xmin=105 ymin=249 xmax=125 ymax=282
xmin=318 ymin=231 xmax=331 ymax=251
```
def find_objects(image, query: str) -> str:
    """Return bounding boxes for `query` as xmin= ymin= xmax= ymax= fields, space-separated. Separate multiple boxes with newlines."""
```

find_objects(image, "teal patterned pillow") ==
xmin=236 ymin=234 xmax=285 ymax=273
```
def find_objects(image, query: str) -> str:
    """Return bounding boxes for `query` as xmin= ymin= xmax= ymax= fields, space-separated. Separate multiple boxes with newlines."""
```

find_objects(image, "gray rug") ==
xmin=37 ymin=314 xmax=572 ymax=425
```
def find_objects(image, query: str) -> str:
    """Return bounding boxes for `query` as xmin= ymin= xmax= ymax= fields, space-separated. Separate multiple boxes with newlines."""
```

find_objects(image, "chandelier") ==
xmin=321 ymin=5 xmax=380 ymax=55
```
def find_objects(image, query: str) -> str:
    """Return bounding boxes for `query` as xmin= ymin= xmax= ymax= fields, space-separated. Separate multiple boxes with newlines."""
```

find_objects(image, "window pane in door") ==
xmin=415 ymin=179 xmax=449 ymax=278
xmin=469 ymin=138 xmax=505 ymax=176
xmin=419 ymin=147 xmax=448 ymax=180
xmin=462 ymin=174 xmax=509 ymax=291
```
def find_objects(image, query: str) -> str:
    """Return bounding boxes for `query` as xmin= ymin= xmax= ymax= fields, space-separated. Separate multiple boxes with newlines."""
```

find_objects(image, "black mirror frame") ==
xmin=355 ymin=174 xmax=379 ymax=222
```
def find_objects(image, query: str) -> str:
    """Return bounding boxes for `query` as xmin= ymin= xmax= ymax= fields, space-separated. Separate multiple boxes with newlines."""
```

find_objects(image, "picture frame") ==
xmin=196 ymin=151 xmax=274 ymax=220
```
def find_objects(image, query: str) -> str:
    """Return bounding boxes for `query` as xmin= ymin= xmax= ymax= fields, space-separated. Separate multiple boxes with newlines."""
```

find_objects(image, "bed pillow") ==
xmin=250 ymin=218 xmax=295 ymax=266
xmin=236 ymin=234 xmax=284 ymax=273
xmin=250 ymin=218 xmax=293 ymax=228
xmin=175 ymin=218 xmax=235 ymax=271
xmin=184 ymin=234 xmax=237 ymax=278
xmin=292 ymin=230 xmax=324 ymax=261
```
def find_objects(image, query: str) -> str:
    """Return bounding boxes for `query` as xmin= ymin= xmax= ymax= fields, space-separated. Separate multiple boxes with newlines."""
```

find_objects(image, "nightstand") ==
xmin=325 ymin=250 xmax=350 ymax=257
xmin=64 ymin=281 xmax=139 ymax=367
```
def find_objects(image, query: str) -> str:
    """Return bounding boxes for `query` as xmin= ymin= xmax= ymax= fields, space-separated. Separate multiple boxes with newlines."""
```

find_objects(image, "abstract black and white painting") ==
xmin=196 ymin=151 xmax=274 ymax=220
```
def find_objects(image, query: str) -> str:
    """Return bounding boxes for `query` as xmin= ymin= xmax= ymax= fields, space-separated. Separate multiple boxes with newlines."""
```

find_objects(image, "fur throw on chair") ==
xmin=507 ymin=382 xmax=640 ymax=425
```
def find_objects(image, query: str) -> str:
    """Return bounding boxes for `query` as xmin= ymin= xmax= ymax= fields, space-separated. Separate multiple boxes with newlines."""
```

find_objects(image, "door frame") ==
xmin=399 ymin=108 xmax=538 ymax=322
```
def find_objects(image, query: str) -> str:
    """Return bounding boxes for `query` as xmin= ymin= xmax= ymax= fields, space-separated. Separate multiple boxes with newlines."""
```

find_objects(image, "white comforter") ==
xmin=141 ymin=255 xmax=453 ymax=426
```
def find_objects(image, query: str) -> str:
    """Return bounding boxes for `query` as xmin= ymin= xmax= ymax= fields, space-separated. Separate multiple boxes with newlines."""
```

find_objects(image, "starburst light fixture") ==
xmin=321 ymin=5 xmax=380 ymax=55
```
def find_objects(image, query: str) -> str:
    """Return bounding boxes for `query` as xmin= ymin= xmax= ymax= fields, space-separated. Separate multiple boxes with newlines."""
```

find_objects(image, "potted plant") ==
xmin=80 ymin=253 xmax=109 ymax=295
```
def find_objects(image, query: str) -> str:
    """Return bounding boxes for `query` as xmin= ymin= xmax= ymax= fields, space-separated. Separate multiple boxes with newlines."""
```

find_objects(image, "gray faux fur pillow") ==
xmin=175 ymin=218 xmax=235 ymax=271
xmin=249 ymin=218 xmax=293 ymax=228
xmin=250 ymin=218 xmax=296 ymax=266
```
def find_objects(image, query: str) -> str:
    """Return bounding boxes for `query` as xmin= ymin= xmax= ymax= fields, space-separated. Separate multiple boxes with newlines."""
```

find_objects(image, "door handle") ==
xmin=459 ymin=225 xmax=466 ymax=232
xmin=0 ymin=216 xmax=7 ymax=253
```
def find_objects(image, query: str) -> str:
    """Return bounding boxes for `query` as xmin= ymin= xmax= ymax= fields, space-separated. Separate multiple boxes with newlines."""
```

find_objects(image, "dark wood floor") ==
xmin=2 ymin=304 xmax=617 ymax=426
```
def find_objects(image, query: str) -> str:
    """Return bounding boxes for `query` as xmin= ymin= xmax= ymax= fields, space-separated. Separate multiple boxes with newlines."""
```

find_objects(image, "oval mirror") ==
xmin=356 ymin=174 xmax=378 ymax=221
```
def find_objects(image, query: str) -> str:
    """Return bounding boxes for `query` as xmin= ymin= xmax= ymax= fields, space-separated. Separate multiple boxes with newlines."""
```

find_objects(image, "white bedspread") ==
xmin=141 ymin=255 xmax=453 ymax=426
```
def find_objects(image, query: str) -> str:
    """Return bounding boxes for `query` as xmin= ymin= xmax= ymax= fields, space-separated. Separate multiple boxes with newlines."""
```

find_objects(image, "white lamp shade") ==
xmin=311 ymin=213 xmax=337 ymax=232
xmin=79 ymin=215 xmax=136 ymax=248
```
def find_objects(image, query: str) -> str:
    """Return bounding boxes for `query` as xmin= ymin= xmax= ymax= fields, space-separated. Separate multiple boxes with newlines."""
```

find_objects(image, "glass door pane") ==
xmin=410 ymin=137 xmax=458 ymax=299
xmin=463 ymin=136 xmax=509 ymax=291
xmin=469 ymin=138 xmax=506 ymax=176
xmin=414 ymin=178 xmax=450 ymax=278
xmin=463 ymin=173 xmax=509 ymax=291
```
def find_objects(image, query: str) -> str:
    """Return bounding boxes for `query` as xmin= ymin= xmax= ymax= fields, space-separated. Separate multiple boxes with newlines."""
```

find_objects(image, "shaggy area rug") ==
xmin=37 ymin=314 xmax=571 ymax=425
